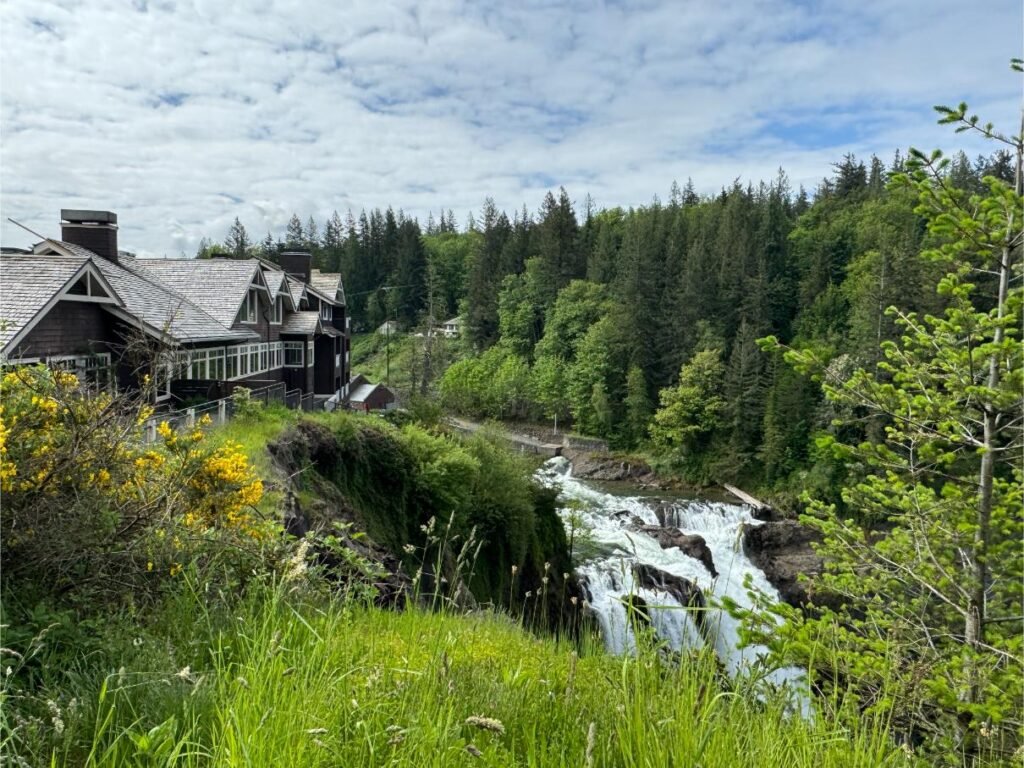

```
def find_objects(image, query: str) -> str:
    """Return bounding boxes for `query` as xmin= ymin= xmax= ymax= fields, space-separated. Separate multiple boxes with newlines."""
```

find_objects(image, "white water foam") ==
xmin=537 ymin=456 xmax=806 ymax=699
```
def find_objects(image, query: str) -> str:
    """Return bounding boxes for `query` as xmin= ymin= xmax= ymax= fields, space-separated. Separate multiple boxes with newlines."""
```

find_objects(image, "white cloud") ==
xmin=0 ymin=0 xmax=1019 ymax=255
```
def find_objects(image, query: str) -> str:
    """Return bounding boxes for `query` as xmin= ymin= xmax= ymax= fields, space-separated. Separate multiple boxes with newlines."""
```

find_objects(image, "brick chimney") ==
xmin=61 ymin=210 xmax=119 ymax=263
xmin=279 ymin=250 xmax=312 ymax=284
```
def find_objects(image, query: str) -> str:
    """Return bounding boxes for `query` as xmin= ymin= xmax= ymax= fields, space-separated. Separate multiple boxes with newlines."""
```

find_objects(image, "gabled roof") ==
xmin=309 ymin=269 xmax=346 ymax=306
xmin=39 ymin=242 xmax=257 ymax=344
xmin=279 ymin=311 xmax=321 ymax=336
xmin=350 ymin=381 xmax=395 ymax=404
xmin=263 ymin=269 xmax=287 ymax=303
xmin=0 ymin=255 xmax=122 ymax=354
xmin=287 ymin=276 xmax=307 ymax=307
xmin=128 ymin=257 xmax=263 ymax=328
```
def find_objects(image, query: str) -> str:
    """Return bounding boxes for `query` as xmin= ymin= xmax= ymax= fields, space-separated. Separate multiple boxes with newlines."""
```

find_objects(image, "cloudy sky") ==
xmin=1 ymin=0 xmax=1020 ymax=256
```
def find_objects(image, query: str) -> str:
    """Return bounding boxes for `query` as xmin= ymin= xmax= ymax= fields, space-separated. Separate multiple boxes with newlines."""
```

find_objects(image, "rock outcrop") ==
xmin=742 ymin=521 xmax=824 ymax=607
xmin=638 ymin=527 xmax=717 ymax=577
xmin=564 ymin=450 xmax=661 ymax=485
xmin=632 ymin=563 xmax=706 ymax=630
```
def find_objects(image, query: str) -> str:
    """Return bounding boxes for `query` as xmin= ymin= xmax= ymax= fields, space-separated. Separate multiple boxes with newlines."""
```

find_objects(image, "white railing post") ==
xmin=218 ymin=399 xmax=227 ymax=424
xmin=185 ymin=408 xmax=195 ymax=428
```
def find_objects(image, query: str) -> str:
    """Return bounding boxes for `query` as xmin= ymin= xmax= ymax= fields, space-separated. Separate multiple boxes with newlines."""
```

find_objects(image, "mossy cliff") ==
xmin=268 ymin=415 xmax=578 ymax=624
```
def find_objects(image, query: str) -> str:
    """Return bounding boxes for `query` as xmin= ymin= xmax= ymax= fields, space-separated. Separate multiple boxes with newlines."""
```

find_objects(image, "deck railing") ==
xmin=141 ymin=382 xmax=325 ymax=442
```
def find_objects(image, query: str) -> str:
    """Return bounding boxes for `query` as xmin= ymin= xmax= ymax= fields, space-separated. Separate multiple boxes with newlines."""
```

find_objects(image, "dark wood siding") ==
xmin=229 ymin=290 xmax=282 ymax=342
xmin=13 ymin=300 xmax=117 ymax=359
xmin=313 ymin=335 xmax=337 ymax=395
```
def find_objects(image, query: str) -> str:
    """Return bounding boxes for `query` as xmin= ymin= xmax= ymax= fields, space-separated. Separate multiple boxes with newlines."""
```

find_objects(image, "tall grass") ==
xmin=25 ymin=573 xmax=916 ymax=768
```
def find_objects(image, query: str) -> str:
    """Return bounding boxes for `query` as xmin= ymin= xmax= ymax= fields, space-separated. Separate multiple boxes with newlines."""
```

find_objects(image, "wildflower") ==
xmin=402 ymin=544 xmax=416 ymax=554
xmin=169 ymin=562 xmax=183 ymax=577
xmin=563 ymin=572 xmax=570 ymax=580
xmin=47 ymin=700 xmax=64 ymax=735
xmin=133 ymin=637 xmax=144 ymax=647
xmin=236 ymin=676 xmax=250 ymax=689
xmin=570 ymin=596 xmax=578 ymax=606
xmin=542 ymin=576 xmax=549 ymax=586
xmin=524 ymin=591 xmax=532 ymax=598
xmin=284 ymin=541 xmax=310 ymax=582
xmin=306 ymin=727 xmax=328 ymax=735
xmin=544 ymin=561 xmax=550 ymax=573
xmin=176 ymin=666 xmax=192 ymax=681
xmin=465 ymin=744 xmax=483 ymax=757
xmin=465 ymin=716 xmax=505 ymax=735
xmin=146 ymin=561 xmax=154 ymax=572
xmin=511 ymin=565 xmax=518 ymax=576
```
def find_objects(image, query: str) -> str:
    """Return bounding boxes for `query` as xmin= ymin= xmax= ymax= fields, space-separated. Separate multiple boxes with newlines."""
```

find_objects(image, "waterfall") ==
xmin=537 ymin=456 xmax=805 ymax=694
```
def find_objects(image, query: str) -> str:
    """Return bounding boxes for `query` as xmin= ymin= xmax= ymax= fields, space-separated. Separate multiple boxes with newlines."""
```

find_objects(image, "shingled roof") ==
xmin=309 ymin=269 xmax=346 ymax=305
xmin=287 ymin=276 xmax=306 ymax=308
xmin=263 ymin=269 xmax=290 ymax=306
xmin=39 ymin=242 xmax=256 ymax=344
xmin=0 ymin=255 xmax=117 ymax=353
xmin=279 ymin=311 xmax=321 ymax=336
xmin=128 ymin=258 xmax=262 ymax=328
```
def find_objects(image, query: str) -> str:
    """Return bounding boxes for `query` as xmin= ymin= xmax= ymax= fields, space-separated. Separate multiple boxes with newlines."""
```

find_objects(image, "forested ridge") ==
xmin=210 ymin=146 xmax=1016 ymax=498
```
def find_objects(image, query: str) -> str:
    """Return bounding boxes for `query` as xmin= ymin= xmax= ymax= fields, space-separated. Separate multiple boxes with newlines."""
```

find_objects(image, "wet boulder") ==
xmin=632 ymin=563 xmax=706 ymax=630
xmin=639 ymin=527 xmax=717 ymax=578
xmin=742 ymin=521 xmax=825 ymax=608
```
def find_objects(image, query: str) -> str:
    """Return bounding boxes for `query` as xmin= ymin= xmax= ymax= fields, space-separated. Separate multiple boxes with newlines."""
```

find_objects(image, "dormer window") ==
xmin=320 ymin=303 xmax=332 ymax=321
xmin=271 ymin=296 xmax=283 ymax=324
xmin=239 ymin=288 xmax=258 ymax=324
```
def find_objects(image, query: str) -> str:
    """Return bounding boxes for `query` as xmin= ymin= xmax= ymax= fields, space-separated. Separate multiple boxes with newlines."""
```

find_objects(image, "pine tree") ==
xmin=754 ymin=101 xmax=1024 ymax=755
xmin=305 ymin=216 xmax=319 ymax=250
xmin=223 ymin=217 xmax=251 ymax=259
xmin=285 ymin=214 xmax=304 ymax=248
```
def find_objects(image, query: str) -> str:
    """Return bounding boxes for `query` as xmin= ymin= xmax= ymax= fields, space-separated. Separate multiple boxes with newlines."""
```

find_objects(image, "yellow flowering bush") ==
xmin=1 ymin=365 xmax=270 ymax=600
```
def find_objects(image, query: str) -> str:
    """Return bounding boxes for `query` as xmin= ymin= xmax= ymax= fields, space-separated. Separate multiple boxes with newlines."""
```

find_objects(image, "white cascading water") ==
xmin=536 ymin=456 xmax=805 ymax=696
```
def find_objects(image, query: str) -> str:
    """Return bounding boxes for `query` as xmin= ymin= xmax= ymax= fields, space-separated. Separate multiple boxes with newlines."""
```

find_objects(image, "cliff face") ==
xmin=267 ymin=419 xmax=581 ymax=628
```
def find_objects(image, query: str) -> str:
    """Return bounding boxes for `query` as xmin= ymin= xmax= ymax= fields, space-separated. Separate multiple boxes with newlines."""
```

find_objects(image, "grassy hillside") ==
xmin=0 ymin=394 xmax=996 ymax=767
xmin=36 ymin=581 xmax=903 ymax=767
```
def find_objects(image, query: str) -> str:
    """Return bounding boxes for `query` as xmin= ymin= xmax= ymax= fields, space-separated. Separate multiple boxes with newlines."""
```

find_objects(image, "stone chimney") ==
xmin=279 ymin=250 xmax=312 ymax=284
xmin=60 ymin=210 xmax=119 ymax=263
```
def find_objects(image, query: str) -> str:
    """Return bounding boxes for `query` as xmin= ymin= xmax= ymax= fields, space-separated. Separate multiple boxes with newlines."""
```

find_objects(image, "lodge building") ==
xmin=0 ymin=209 xmax=351 ymax=406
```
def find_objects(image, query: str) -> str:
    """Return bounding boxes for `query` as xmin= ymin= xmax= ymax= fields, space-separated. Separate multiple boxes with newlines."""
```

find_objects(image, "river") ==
xmin=536 ymin=456 xmax=805 ymax=697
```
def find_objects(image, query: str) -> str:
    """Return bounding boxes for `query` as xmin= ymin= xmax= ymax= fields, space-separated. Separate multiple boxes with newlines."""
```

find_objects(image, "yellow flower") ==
xmin=169 ymin=562 xmax=182 ymax=577
xmin=147 ymin=561 xmax=154 ymax=572
xmin=156 ymin=421 xmax=174 ymax=440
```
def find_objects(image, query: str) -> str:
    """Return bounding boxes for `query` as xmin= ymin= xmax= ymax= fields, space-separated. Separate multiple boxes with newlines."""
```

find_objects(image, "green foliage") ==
xmin=649 ymin=349 xmax=727 ymax=482
xmin=8 ymin=579 xmax=907 ymax=767
xmin=747 ymin=106 xmax=1024 ymax=762
xmin=270 ymin=411 xmax=571 ymax=611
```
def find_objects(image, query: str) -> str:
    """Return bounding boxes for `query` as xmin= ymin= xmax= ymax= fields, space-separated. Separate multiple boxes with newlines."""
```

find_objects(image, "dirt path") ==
xmin=447 ymin=417 xmax=563 ymax=456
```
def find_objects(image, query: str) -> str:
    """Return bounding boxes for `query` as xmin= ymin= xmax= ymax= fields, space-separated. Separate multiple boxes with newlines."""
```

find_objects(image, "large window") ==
xmin=167 ymin=342 xmax=290 ymax=381
xmin=271 ymin=296 xmax=283 ymax=324
xmin=269 ymin=341 xmax=283 ymax=369
xmin=307 ymin=341 xmax=315 ymax=367
xmin=238 ymin=288 xmax=258 ymax=324
xmin=284 ymin=341 xmax=304 ymax=367
xmin=320 ymin=303 xmax=332 ymax=321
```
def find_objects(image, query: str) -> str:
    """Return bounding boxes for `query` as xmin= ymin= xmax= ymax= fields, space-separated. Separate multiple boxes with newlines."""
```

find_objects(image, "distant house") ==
xmin=441 ymin=316 xmax=462 ymax=339
xmin=347 ymin=374 xmax=396 ymax=412
xmin=0 ymin=209 xmax=352 ymax=405
xmin=376 ymin=320 xmax=400 ymax=336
